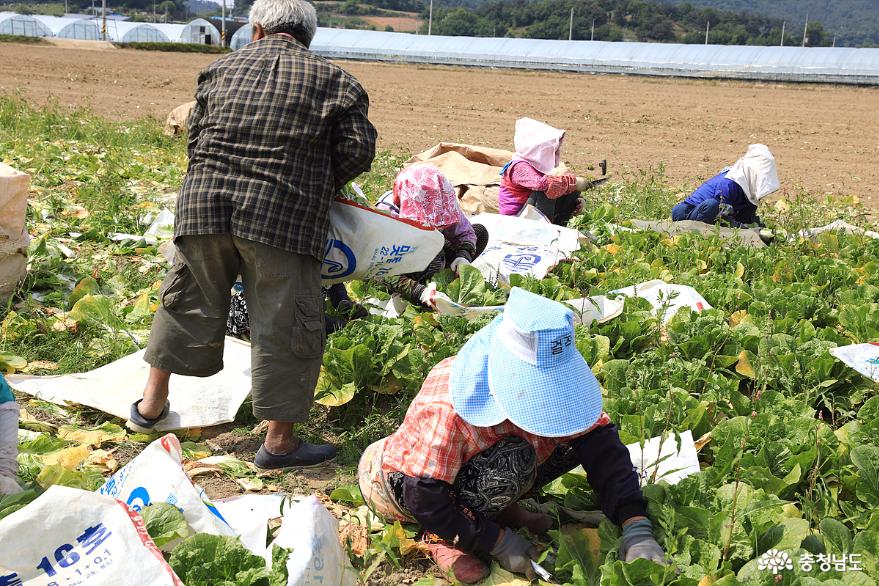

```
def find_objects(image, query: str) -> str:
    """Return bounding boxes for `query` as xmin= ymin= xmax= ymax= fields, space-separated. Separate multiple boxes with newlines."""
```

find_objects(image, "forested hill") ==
xmin=651 ymin=0 xmax=879 ymax=48
xmin=9 ymin=0 xmax=872 ymax=47
xmin=427 ymin=0 xmax=833 ymax=47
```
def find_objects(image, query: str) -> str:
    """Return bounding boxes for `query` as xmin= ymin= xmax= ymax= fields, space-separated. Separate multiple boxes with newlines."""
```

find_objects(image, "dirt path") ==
xmin=2 ymin=42 xmax=877 ymax=204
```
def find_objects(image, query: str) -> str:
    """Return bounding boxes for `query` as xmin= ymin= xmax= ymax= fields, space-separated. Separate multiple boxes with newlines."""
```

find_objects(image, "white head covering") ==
xmin=512 ymin=118 xmax=566 ymax=175
xmin=724 ymin=144 xmax=780 ymax=205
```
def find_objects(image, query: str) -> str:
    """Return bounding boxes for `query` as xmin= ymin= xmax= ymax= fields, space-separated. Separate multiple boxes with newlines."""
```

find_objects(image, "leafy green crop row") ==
xmin=2 ymin=96 xmax=878 ymax=584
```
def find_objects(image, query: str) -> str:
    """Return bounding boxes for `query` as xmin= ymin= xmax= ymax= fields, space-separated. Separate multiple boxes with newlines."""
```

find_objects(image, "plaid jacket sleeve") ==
xmin=331 ymin=87 xmax=377 ymax=190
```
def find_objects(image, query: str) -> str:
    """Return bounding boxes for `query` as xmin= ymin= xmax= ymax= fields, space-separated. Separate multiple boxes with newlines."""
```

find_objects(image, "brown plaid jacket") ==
xmin=175 ymin=35 xmax=378 ymax=259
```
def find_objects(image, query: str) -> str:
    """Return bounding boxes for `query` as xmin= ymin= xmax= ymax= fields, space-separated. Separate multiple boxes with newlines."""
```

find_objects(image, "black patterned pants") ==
xmin=389 ymin=436 xmax=579 ymax=518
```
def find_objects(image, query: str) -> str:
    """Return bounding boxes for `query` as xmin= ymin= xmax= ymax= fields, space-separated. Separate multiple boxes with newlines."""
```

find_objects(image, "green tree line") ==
xmin=425 ymin=0 xmax=832 ymax=46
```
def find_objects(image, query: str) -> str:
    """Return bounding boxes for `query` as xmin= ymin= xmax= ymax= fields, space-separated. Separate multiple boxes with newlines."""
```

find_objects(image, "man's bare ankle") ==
xmin=264 ymin=435 xmax=301 ymax=455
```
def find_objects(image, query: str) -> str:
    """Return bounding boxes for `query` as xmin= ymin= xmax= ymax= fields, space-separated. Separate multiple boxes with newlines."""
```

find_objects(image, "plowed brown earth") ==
xmin=2 ymin=42 xmax=877 ymax=205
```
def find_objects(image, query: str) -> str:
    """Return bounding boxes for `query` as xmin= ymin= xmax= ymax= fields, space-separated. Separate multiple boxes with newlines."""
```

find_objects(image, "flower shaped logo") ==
xmin=758 ymin=549 xmax=794 ymax=575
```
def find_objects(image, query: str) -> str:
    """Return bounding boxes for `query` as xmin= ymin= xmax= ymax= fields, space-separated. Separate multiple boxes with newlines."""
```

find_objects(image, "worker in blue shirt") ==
xmin=672 ymin=144 xmax=779 ymax=228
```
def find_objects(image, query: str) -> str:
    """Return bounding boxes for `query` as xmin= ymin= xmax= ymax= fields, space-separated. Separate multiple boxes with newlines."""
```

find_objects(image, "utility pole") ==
xmin=568 ymin=7 xmax=573 ymax=41
xmin=64 ymin=0 xmax=68 ymax=14
xmin=428 ymin=0 xmax=433 ymax=36
xmin=780 ymin=20 xmax=785 ymax=46
xmin=221 ymin=0 xmax=226 ymax=47
xmin=101 ymin=0 xmax=107 ymax=41
xmin=802 ymin=12 xmax=809 ymax=47
xmin=832 ymin=34 xmax=836 ymax=47
xmin=704 ymin=20 xmax=709 ymax=44
xmin=591 ymin=18 xmax=595 ymax=41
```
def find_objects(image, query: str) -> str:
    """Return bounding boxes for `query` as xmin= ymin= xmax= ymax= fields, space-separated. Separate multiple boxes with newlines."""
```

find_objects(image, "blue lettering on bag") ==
xmin=126 ymin=487 xmax=151 ymax=512
xmin=502 ymin=253 xmax=541 ymax=270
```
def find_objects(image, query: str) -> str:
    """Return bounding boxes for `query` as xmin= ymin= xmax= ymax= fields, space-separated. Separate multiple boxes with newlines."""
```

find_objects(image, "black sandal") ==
xmin=126 ymin=399 xmax=170 ymax=433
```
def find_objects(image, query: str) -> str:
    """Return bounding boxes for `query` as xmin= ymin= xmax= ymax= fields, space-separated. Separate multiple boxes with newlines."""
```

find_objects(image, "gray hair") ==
xmin=250 ymin=0 xmax=318 ymax=47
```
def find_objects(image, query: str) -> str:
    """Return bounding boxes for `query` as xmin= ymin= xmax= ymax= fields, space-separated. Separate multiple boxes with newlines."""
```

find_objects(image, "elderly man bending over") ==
xmin=128 ymin=0 xmax=377 ymax=469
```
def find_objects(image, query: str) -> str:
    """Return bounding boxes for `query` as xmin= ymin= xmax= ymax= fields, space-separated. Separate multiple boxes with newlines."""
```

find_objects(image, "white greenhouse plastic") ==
xmin=153 ymin=19 xmax=220 ymax=45
xmin=230 ymin=23 xmax=252 ymax=50
xmin=32 ymin=15 xmax=99 ymax=40
xmin=151 ymin=22 xmax=187 ymax=42
xmin=184 ymin=18 xmax=221 ymax=45
xmin=0 ymin=12 xmax=52 ymax=37
xmin=99 ymin=20 xmax=169 ymax=43
xmin=303 ymin=28 xmax=879 ymax=85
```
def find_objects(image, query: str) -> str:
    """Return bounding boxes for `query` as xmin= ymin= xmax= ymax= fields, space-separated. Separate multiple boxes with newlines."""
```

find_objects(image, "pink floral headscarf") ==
xmin=512 ymin=117 xmax=566 ymax=175
xmin=393 ymin=165 xmax=460 ymax=229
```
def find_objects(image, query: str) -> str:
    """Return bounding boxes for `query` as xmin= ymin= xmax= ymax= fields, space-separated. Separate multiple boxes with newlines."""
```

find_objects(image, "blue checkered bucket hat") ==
xmin=450 ymin=287 xmax=603 ymax=437
xmin=449 ymin=315 xmax=507 ymax=427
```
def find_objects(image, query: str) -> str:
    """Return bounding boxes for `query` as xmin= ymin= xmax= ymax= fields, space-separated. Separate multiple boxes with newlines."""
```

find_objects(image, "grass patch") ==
xmin=0 ymin=2 xmax=64 ymax=16
xmin=118 ymin=41 xmax=231 ymax=54
xmin=0 ymin=34 xmax=49 ymax=44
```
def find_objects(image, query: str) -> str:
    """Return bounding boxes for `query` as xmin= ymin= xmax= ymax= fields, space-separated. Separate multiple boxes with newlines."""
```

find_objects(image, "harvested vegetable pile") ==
xmin=1 ymin=96 xmax=878 ymax=585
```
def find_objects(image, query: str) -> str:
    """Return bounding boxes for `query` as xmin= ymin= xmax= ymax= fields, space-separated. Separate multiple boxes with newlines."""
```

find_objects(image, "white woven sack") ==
xmin=0 ymin=485 xmax=183 ymax=585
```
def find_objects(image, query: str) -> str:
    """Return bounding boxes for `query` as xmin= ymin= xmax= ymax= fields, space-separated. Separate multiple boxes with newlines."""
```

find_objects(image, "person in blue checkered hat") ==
xmin=357 ymin=288 xmax=666 ymax=583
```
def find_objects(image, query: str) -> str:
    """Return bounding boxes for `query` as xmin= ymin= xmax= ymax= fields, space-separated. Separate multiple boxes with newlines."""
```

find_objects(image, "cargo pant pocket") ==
xmin=292 ymin=295 xmax=325 ymax=358
xmin=159 ymin=262 xmax=190 ymax=311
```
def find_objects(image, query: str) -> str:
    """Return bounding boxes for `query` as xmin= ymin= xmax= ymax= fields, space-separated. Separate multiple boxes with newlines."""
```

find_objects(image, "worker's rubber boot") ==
xmin=423 ymin=535 xmax=489 ymax=584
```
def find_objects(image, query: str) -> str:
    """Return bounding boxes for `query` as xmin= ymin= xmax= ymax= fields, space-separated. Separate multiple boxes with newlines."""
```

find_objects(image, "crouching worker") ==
xmin=376 ymin=165 xmax=488 ymax=309
xmin=0 ymin=374 xmax=22 ymax=496
xmin=672 ymin=144 xmax=779 ymax=228
xmin=358 ymin=288 xmax=666 ymax=583
xmin=499 ymin=118 xmax=592 ymax=226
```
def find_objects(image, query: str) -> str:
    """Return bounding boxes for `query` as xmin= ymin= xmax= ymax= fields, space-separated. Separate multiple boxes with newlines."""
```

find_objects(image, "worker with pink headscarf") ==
xmin=377 ymin=165 xmax=488 ymax=308
xmin=499 ymin=118 xmax=593 ymax=226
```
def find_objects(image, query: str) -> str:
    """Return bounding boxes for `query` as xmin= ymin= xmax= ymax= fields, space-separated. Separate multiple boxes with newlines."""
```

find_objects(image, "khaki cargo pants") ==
xmin=144 ymin=234 xmax=325 ymax=423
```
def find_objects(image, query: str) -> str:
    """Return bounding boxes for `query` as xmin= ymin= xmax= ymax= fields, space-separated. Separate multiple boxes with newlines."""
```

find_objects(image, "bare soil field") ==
xmin=2 ymin=42 xmax=877 ymax=205
xmin=362 ymin=15 xmax=419 ymax=32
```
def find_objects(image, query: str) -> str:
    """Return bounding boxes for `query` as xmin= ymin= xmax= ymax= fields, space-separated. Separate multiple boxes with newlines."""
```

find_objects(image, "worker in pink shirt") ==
xmin=498 ymin=118 xmax=591 ymax=226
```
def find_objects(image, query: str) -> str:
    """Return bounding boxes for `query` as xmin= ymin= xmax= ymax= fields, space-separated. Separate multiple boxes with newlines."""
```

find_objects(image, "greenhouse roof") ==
xmin=305 ymin=28 xmax=879 ymax=85
xmin=31 ymin=14 xmax=98 ymax=36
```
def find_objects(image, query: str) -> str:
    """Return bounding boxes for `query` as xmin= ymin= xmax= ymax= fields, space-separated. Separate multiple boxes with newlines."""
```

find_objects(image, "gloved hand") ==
xmin=419 ymin=282 xmax=438 ymax=309
xmin=491 ymin=528 xmax=539 ymax=578
xmin=619 ymin=519 xmax=667 ymax=565
xmin=449 ymin=257 xmax=470 ymax=274
xmin=574 ymin=196 xmax=585 ymax=215
xmin=575 ymin=176 xmax=592 ymax=191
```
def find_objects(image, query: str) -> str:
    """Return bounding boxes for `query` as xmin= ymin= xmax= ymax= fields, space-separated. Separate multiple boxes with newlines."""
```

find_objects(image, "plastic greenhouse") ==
xmin=304 ymin=28 xmax=879 ymax=85
xmin=100 ymin=20 xmax=169 ymax=43
xmin=32 ymin=15 xmax=99 ymax=41
xmin=151 ymin=23 xmax=187 ymax=43
xmin=230 ymin=23 xmax=252 ymax=50
xmin=0 ymin=12 xmax=52 ymax=37
xmin=153 ymin=19 xmax=221 ymax=45
xmin=184 ymin=18 xmax=221 ymax=45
